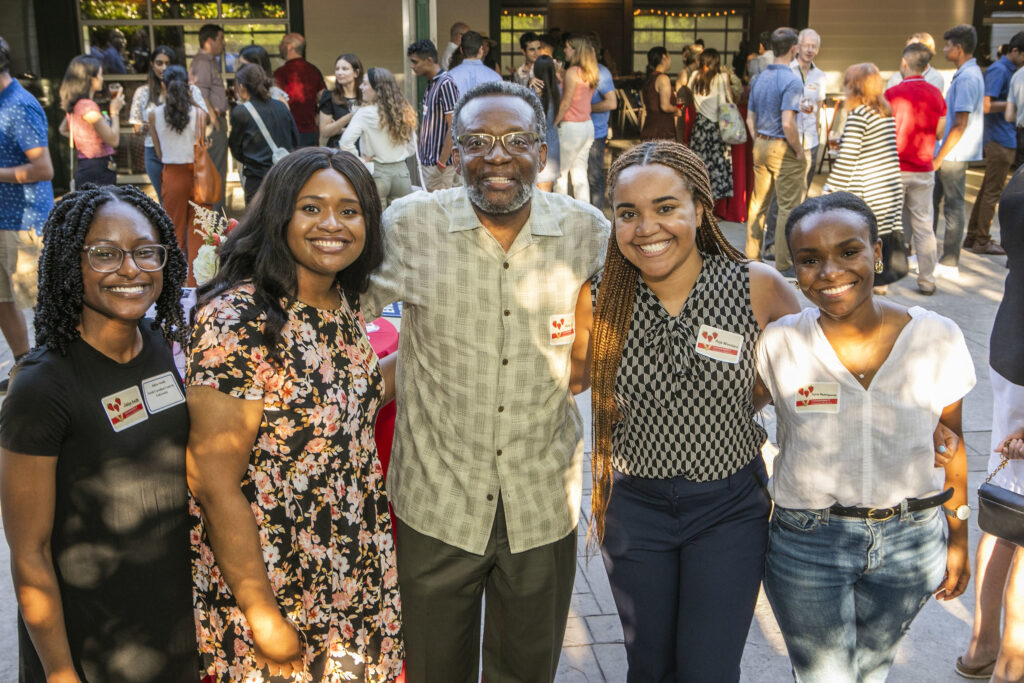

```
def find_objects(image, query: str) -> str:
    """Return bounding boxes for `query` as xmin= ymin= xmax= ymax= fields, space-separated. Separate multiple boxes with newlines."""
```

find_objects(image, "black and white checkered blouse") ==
xmin=593 ymin=254 xmax=766 ymax=481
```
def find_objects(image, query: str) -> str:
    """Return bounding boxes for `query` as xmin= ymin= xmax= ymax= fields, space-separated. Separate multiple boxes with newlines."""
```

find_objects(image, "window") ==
xmin=77 ymin=0 xmax=290 ymax=180
xmin=500 ymin=10 xmax=546 ymax=75
xmin=632 ymin=8 xmax=746 ymax=73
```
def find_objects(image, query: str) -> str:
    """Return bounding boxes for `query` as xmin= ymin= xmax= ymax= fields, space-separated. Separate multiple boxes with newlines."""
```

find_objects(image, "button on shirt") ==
xmin=362 ymin=188 xmax=610 ymax=554
xmin=447 ymin=59 xmax=503 ymax=98
xmin=984 ymin=55 xmax=1018 ymax=148
xmin=749 ymin=64 xmax=803 ymax=138
xmin=942 ymin=58 xmax=985 ymax=162
xmin=0 ymin=80 xmax=53 ymax=232
xmin=756 ymin=307 xmax=976 ymax=510
xmin=790 ymin=59 xmax=827 ymax=149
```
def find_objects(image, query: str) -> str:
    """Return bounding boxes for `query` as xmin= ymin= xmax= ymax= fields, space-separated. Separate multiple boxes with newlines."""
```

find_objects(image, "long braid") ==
xmin=589 ymin=141 xmax=745 ymax=548
xmin=34 ymin=184 xmax=188 ymax=356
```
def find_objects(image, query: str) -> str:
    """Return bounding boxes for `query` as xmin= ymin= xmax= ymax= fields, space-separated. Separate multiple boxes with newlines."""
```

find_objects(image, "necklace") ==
xmin=852 ymin=303 xmax=885 ymax=380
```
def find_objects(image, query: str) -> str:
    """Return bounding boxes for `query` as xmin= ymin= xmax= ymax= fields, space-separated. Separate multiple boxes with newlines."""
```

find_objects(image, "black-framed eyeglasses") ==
xmin=456 ymin=131 xmax=540 ymax=157
xmin=81 ymin=245 xmax=169 ymax=273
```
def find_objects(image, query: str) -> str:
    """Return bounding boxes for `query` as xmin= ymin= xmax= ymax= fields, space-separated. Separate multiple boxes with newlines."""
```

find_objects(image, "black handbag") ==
xmin=978 ymin=456 xmax=1024 ymax=547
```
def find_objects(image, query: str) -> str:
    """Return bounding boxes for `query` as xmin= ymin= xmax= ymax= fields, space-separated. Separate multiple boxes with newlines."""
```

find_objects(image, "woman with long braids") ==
xmin=340 ymin=67 xmax=416 ymax=208
xmin=576 ymin=140 xmax=799 ymax=681
xmin=149 ymin=64 xmax=208 ymax=286
xmin=186 ymin=148 xmax=402 ymax=680
xmin=319 ymin=53 xmax=363 ymax=149
xmin=128 ymin=45 xmax=207 ymax=199
xmin=0 ymin=185 xmax=195 ymax=681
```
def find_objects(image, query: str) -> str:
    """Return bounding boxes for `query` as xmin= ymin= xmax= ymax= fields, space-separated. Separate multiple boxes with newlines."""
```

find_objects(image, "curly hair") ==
xmin=589 ymin=141 xmax=744 ymax=547
xmin=199 ymin=147 xmax=384 ymax=356
xmin=34 ymin=184 xmax=189 ymax=356
xmin=365 ymin=67 xmax=416 ymax=146
xmin=162 ymin=65 xmax=192 ymax=133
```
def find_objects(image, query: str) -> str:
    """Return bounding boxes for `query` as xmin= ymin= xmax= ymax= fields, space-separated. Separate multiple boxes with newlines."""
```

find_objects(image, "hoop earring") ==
xmin=874 ymin=260 xmax=884 ymax=274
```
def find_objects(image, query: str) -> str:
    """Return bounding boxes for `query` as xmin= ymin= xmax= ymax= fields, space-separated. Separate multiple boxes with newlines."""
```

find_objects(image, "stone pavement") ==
xmin=0 ymin=169 xmax=1009 ymax=680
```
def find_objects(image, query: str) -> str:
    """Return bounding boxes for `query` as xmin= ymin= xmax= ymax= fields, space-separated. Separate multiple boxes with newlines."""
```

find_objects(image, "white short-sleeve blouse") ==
xmin=756 ymin=306 xmax=977 ymax=510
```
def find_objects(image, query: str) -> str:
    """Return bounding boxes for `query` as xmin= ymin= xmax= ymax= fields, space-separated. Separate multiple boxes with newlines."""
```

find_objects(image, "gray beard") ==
xmin=466 ymin=180 xmax=534 ymax=215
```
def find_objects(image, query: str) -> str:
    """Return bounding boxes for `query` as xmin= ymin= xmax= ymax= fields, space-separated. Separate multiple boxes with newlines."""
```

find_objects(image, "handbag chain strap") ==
xmin=985 ymin=456 xmax=1011 ymax=484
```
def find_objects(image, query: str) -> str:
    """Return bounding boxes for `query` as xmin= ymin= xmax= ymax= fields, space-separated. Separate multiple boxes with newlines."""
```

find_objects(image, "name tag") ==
xmin=795 ymin=382 xmax=841 ymax=413
xmin=550 ymin=313 xmax=575 ymax=345
xmin=694 ymin=325 xmax=742 ymax=364
xmin=141 ymin=372 xmax=186 ymax=414
xmin=101 ymin=385 xmax=149 ymax=432
xmin=357 ymin=332 xmax=379 ymax=371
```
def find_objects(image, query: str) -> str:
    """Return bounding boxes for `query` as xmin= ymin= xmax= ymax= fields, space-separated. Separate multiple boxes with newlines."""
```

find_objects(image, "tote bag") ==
xmin=718 ymin=76 xmax=747 ymax=146
xmin=192 ymin=112 xmax=222 ymax=205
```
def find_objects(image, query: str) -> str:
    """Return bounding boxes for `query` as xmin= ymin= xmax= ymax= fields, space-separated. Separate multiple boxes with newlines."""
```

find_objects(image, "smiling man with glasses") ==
xmin=362 ymin=80 xmax=610 ymax=682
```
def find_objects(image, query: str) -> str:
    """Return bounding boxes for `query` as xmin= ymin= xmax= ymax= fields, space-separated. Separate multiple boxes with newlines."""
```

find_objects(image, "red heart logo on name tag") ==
xmin=554 ymin=320 xmax=562 ymax=329
xmin=807 ymin=385 xmax=814 ymax=393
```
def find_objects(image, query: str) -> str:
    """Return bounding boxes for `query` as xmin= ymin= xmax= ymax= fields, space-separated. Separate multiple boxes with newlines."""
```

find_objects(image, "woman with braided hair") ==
xmin=0 ymin=184 xmax=197 ymax=681
xmin=574 ymin=140 xmax=799 ymax=681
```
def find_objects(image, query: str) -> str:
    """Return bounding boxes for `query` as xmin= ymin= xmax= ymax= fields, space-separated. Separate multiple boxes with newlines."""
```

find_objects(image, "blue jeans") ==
xmin=601 ymin=457 xmax=771 ymax=682
xmin=144 ymin=145 xmax=163 ymax=203
xmin=933 ymin=160 xmax=968 ymax=266
xmin=764 ymin=505 xmax=947 ymax=683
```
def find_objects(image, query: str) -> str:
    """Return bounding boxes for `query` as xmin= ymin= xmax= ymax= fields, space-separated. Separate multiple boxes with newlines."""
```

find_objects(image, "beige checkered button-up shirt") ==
xmin=363 ymin=188 xmax=610 ymax=554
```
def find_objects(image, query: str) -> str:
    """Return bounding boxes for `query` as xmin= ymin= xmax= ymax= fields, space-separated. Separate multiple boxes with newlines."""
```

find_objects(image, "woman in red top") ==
xmin=641 ymin=47 xmax=680 ymax=141
xmin=58 ymin=55 xmax=124 ymax=187
xmin=554 ymin=35 xmax=599 ymax=199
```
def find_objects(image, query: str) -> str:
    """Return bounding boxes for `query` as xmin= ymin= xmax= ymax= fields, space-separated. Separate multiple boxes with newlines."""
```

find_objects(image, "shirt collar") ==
xmin=448 ymin=189 xmax=563 ymax=237
xmin=953 ymin=57 xmax=978 ymax=78
xmin=903 ymin=74 xmax=925 ymax=81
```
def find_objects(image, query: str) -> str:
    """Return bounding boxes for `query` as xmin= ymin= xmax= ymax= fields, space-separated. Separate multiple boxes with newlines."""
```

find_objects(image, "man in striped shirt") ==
xmin=408 ymin=39 xmax=460 ymax=191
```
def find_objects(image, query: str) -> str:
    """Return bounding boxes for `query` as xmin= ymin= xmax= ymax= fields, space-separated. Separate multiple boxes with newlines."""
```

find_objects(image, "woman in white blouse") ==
xmin=755 ymin=192 xmax=974 ymax=683
xmin=340 ymin=67 xmax=416 ymax=208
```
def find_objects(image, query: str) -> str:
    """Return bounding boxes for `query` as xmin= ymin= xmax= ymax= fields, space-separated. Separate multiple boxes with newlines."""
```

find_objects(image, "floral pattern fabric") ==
xmin=187 ymin=283 xmax=402 ymax=682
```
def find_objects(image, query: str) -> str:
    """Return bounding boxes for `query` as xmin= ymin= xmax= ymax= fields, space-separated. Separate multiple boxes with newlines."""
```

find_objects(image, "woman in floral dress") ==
xmin=185 ymin=147 xmax=402 ymax=681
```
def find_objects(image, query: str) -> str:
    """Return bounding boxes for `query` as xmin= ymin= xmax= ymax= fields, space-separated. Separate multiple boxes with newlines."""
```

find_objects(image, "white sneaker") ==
xmin=934 ymin=263 xmax=960 ymax=281
xmin=908 ymin=254 xmax=918 ymax=273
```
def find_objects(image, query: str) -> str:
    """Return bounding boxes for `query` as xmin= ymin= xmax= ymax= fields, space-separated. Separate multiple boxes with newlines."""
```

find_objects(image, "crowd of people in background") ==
xmin=0 ymin=15 xmax=1023 ymax=683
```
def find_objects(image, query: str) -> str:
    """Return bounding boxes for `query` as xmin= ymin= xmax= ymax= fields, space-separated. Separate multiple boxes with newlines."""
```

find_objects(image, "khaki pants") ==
xmin=373 ymin=159 xmax=413 ymax=209
xmin=395 ymin=497 xmax=576 ymax=683
xmin=900 ymin=171 xmax=938 ymax=286
xmin=965 ymin=141 xmax=1016 ymax=247
xmin=746 ymin=137 xmax=807 ymax=271
xmin=0 ymin=230 xmax=42 ymax=306
xmin=419 ymin=162 xmax=460 ymax=192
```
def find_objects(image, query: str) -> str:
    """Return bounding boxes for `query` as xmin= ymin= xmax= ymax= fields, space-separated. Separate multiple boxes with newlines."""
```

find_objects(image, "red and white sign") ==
xmin=694 ymin=325 xmax=743 ymax=364
xmin=794 ymin=382 xmax=840 ymax=413
xmin=101 ymin=385 xmax=149 ymax=432
xmin=549 ymin=313 xmax=575 ymax=345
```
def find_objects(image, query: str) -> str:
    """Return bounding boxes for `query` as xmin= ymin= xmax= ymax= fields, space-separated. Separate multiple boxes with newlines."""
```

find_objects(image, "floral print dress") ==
xmin=188 ymin=283 xmax=403 ymax=682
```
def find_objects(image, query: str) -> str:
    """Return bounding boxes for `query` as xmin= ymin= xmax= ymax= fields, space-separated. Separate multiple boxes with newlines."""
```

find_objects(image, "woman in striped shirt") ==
xmin=825 ymin=63 xmax=906 ymax=292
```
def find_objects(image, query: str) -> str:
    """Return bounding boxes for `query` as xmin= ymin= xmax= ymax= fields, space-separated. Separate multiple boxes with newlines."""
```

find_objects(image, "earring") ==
xmin=874 ymin=260 xmax=884 ymax=274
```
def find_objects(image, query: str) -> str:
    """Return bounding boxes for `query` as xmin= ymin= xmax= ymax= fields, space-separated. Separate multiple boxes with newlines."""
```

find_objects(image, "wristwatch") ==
xmin=943 ymin=504 xmax=971 ymax=521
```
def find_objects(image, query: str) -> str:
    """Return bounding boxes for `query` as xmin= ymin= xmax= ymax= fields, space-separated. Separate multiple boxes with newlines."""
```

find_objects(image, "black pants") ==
xmin=74 ymin=156 xmax=116 ymax=188
xmin=602 ymin=457 xmax=772 ymax=682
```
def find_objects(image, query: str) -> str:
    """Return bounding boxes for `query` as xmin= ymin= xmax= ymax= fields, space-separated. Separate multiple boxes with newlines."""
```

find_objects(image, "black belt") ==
xmin=828 ymin=488 xmax=954 ymax=521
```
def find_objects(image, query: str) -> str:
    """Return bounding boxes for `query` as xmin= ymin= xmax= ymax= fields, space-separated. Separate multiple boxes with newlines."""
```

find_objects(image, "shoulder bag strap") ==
xmin=243 ymin=101 xmax=284 ymax=157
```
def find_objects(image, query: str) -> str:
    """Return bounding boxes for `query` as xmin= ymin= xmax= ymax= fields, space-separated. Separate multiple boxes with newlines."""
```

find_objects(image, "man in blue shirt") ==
xmin=933 ymin=25 xmax=985 ymax=276
xmin=447 ymin=31 xmax=502 ymax=99
xmin=745 ymin=27 xmax=803 ymax=275
xmin=964 ymin=31 xmax=1024 ymax=255
xmin=587 ymin=34 xmax=616 ymax=209
xmin=0 ymin=37 xmax=53 ymax=392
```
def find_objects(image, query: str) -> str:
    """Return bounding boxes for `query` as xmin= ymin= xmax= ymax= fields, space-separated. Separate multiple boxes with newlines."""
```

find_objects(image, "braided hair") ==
xmin=34 ymin=184 xmax=188 ymax=356
xmin=589 ymin=140 xmax=744 ymax=547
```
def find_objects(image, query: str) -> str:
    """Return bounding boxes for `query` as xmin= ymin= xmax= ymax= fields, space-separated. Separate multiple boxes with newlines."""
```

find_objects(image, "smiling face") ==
xmin=286 ymin=168 xmax=367 ymax=301
xmin=359 ymin=77 xmax=376 ymax=103
xmin=612 ymin=163 xmax=704 ymax=285
xmin=789 ymin=208 xmax=882 ymax=320
xmin=80 ymin=202 xmax=164 ymax=328
xmin=455 ymin=95 xmax=546 ymax=216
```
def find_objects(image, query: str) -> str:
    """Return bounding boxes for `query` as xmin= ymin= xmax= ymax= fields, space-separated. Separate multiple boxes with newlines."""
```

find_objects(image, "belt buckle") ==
xmin=867 ymin=507 xmax=896 ymax=521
